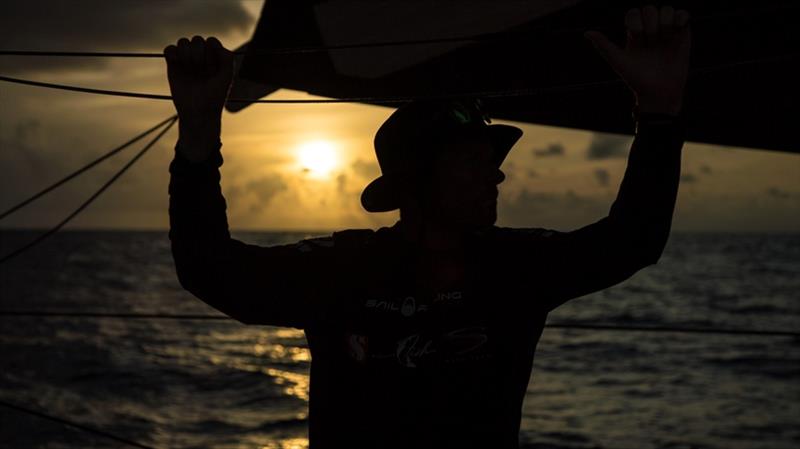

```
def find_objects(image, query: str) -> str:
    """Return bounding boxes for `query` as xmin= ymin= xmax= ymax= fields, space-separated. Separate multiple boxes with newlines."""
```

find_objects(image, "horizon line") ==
xmin=1 ymin=227 xmax=799 ymax=235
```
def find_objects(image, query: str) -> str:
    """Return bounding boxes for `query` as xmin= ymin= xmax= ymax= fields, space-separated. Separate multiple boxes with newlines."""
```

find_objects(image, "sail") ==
xmin=226 ymin=0 xmax=798 ymax=154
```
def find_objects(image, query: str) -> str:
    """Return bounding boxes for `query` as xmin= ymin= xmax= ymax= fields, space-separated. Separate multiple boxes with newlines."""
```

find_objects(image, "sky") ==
xmin=1 ymin=0 xmax=798 ymax=233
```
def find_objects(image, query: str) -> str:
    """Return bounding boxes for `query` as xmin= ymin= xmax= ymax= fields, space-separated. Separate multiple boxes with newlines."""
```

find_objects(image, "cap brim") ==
xmin=361 ymin=172 xmax=405 ymax=213
xmin=360 ymin=124 xmax=523 ymax=213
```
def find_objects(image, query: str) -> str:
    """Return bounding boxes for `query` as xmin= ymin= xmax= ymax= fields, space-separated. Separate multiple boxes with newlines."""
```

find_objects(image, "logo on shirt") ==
xmin=397 ymin=326 xmax=489 ymax=367
xmin=346 ymin=326 xmax=490 ymax=367
xmin=347 ymin=333 xmax=370 ymax=363
xmin=363 ymin=291 xmax=463 ymax=317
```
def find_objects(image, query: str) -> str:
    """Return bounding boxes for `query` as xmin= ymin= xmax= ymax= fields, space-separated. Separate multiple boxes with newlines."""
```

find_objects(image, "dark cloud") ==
xmin=586 ymin=134 xmax=631 ymax=160
xmin=498 ymin=188 xmax=609 ymax=228
xmin=532 ymin=142 xmax=565 ymax=158
xmin=6 ymin=119 xmax=49 ymax=174
xmin=243 ymin=173 xmax=287 ymax=214
xmin=699 ymin=164 xmax=712 ymax=174
xmin=766 ymin=187 xmax=798 ymax=200
xmin=527 ymin=169 xmax=539 ymax=178
xmin=680 ymin=173 xmax=698 ymax=183
xmin=223 ymin=185 xmax=244 ymax=202
xmin=351 ymin=158 xmax=381 ymax=180
xmin=593 ymin=168 xmax=610 ymax=186
xmin=1 ymin=117 xmax=180 ymax=227
xmin=336 ymin=173 xmax=347 ymax=193
xmin=0 ymin=0 xmax=254 ymax=74
xmin=0 ymin=119 xmax=71 ymax=199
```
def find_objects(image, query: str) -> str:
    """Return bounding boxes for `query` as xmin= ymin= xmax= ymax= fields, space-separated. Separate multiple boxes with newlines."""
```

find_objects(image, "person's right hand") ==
xmin=164 ymin=36 xmax=234 ymax=162
xmin=584 ymin=5 xmax=691 ymax=116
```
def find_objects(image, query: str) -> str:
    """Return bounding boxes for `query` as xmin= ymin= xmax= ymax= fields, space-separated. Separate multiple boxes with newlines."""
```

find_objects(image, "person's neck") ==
xmin=396 ymin=216 xmax=466 ymax=254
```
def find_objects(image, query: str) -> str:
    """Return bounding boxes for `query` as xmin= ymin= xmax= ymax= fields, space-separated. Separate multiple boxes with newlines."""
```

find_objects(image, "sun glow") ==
xmin=296 ymin=140 xmax=339 ymax=179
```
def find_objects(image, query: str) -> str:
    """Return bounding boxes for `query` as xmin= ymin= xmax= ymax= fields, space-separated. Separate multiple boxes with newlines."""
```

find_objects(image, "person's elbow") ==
xmin=638 ymin=246 xmax=665 ymax=267
xmin=634 ymin=226 xmax=671 ymax=267
xmin=173 ymin=254 xmax=218 ymax=305
xmin=171 ymin=241 xmax=238 ymax=317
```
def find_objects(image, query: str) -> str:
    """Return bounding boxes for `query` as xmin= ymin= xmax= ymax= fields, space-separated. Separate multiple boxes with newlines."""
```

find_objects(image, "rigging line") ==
xmin=0 ymin=399 xmax=160 ymax=449
xmin=0 ymin=52 xmax=796 ymax=105
xmin=544 ymin=323 xmax=800 ymax=338
xmin=0 ymin=310 xmax=797 ymax=338
xmin=0 ymin=311 xmax=230 ymax=320
xmin=0 ymin=116 xmax=176 ymax=222
xmin=0 ymin=116 xmax=177 ymax=265
xmin=0 ymin=4 xmax=795 ymax=58
xmin=0 ymin=73 xmax=617 ymax=104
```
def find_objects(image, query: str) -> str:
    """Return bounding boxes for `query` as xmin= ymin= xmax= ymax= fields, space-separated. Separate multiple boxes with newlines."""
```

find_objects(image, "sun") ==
xmin=296 ymin=140 xmax=340 ymax=179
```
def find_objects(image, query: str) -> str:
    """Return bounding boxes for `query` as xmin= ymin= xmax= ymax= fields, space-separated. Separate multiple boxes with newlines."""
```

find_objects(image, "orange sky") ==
xmin=1 ymin=0 xmax=798 ymax=233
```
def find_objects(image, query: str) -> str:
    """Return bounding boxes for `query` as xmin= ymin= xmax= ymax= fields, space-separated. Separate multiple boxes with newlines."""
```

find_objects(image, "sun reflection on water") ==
xmin=253 ymin=342 xmax=311 ymax=362
xmin=265 ymin=367 xmax=310 ymax=401
xmin=260 ymin=437 xmax=308 ymax=449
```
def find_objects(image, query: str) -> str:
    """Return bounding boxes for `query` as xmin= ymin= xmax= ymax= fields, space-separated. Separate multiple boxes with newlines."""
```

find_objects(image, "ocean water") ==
xmin=0 ymin=229 xmax=798 ymax=449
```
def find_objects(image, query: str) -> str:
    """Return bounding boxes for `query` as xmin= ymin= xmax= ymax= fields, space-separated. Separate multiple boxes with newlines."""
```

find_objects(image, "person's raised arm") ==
xmin=498 ymin=5 xmax=691 ymax=313
xmin=164 ymin=36 xmax=338 ymax=329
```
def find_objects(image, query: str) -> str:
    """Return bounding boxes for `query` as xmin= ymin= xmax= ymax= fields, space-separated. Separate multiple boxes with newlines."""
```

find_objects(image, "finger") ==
xmin=584 ymin=30 xmax=626 ymax=70
xmin=176 ymin=37 xmax=191 ymax=68
xmin=163 ymin=44 xmax=177 ymax=65
xmin=675 ymin=9 xmax=690 ymax=28
xmin=202 ymin=40 xmax=218 ymax=76
xmin=206 ymin=36 xmax=225 ymax=69
xmin=625 ymin=8 xmax=643 ymax=35
xmin=190 ymin=35 xmax=205 ymax=71
xmin=207 ymin=36 xmax=223 ymax=49
xmin=642 ymin=4 xmax=659 ymax=45
xmin=211 ymin=37 xmax=235 ymax=73
xmin=660 ymin=5 xmax=675 ymax=29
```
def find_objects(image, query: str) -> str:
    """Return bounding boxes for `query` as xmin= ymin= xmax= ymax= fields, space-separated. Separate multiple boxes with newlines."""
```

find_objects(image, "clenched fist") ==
xmin=164 ymin=36 xmax=234 ymax=162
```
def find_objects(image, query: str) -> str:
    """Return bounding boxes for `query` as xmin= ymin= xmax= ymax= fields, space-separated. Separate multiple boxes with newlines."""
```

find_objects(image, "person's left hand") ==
xmin=584 ymin=4 xmax=691 ymax=115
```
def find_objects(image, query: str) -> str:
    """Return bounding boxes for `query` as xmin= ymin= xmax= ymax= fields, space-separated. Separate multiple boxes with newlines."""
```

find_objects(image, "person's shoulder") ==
xmin=479 ymin=225 xmax=559 ymax=242
xmin=284 ymin=229 xmax=375 ymax=255
xmin=331 ymin=228 xmax=377 ymax=249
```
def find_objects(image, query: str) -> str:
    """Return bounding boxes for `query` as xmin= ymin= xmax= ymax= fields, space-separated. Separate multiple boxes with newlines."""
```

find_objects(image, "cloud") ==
xmin=4 ymin=119 xmax=49 ymax=174
xmin=0 ymin=116 xmax=179 ymax=228
xmin=0 ymin=118 xmax=72 ymax=200
xmin=766 ymin=187 xmax=799 ymax=200
xmin=593 ymin=168 xmax=610 ymax=186
xmin=242 ymin=173 xmax=287 ymax=214
xmin=527 ymin=169 xmax=539 ymax=178
xmin=586 ymin=134 xmax=631 ymax=160
xmin=699 ymin=164 xmax=712 ymax=174
xmin=680 ymin=173 xmax=698 ymax=183
xmin=532 ymin=142 xmax=565 ymax=158
xmin=223 ymin=185 xmax=242 ymax=202
xmin=351 ymin=158 xmax=381 ymax=180
xmin=498 ymin=188 xmax=609 ymax=229
xmin=0 ymin=0 xmax=254 ymax=74
xmin=336 ymin=173 xmax=347 ymax=193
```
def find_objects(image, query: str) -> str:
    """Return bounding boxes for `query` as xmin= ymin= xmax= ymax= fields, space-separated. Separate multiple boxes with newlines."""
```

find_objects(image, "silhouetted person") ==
xmin=165 ymin=5 xmax=690 ymax=449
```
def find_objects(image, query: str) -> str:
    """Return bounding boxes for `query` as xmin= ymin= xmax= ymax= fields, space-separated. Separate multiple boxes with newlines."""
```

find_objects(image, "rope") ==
xmin=0 ymin=399 xmax=160 ymax=449
xmin=544 ymin=322 xmax=800 ymax=338
xmin=0 ymin=311 xmax=230 ymax=321
xmin=1 ymin=53 xmax=795 ymax=105
xmin=0 ymin=4 xmax=794 ymax=58
xmin=0 ymin=74 xmax=623 ymax=104
xmin=0 ymin=116 xmax=176 ymax=222
xmin=1 ymin=310 xmax=796 ymax=338
xmin=0 ymin=116 xmax=177 ymax=265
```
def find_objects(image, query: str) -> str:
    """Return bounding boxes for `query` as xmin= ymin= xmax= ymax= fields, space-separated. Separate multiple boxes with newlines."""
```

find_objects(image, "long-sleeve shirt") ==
xmin=168 ymin=112 xmax=686 ymax=449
